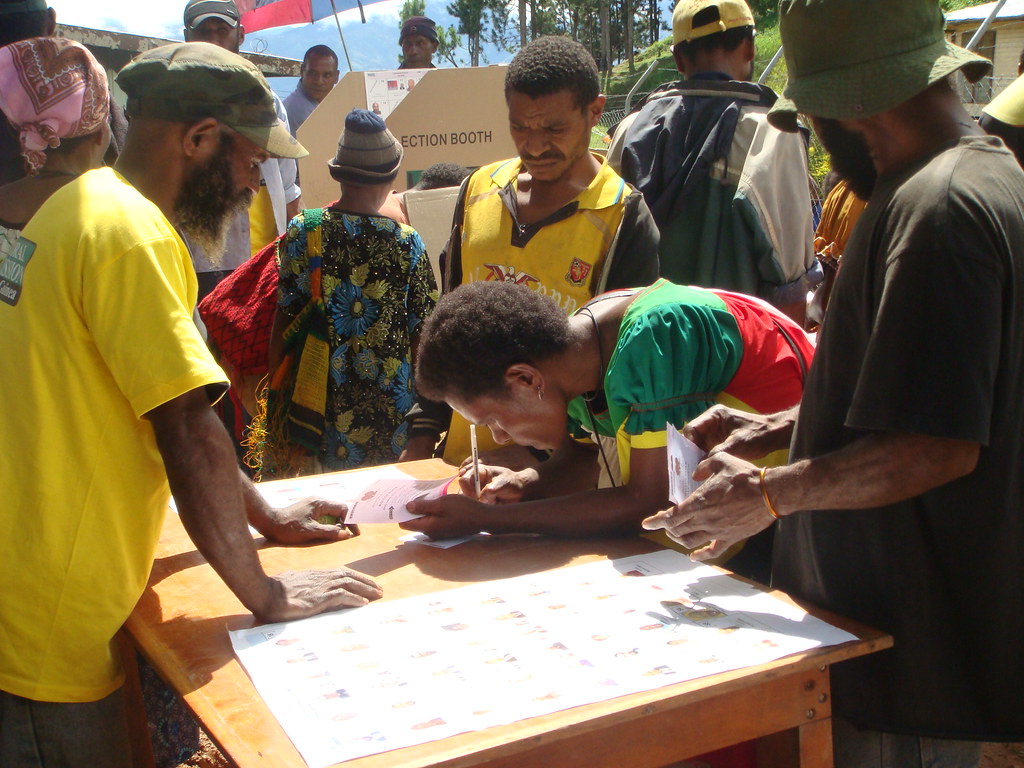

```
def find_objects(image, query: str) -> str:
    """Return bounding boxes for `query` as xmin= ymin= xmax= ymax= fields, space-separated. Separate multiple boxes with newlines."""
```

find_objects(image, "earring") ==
xmin=537 ymin=386 xmax=544 ymax=401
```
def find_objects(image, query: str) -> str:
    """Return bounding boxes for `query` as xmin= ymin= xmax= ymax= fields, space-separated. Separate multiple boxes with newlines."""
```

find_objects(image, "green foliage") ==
xmin=940 ymin=0 xmax=991 ymax=10
xmin=446 ymin=0 xmax=508 ymax=66
xmin=436 ymin=25 xmax=464 ymax=66
xmin=399 ymin=0 xmax=425 ymax=17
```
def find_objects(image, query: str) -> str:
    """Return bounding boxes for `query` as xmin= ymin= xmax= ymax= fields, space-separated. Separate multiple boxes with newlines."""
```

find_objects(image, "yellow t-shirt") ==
xmin=0 ymin=168 xmax=227 ymax=703
xmin=249 ymin=183 xmax=279 ymax=256
xmin=458 ymin=157 xmax=627 ymax=315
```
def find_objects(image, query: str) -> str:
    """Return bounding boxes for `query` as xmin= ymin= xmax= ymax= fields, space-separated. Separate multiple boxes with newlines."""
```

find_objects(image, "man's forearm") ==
xmin=149 ymin=392 xmax=276 ymax=616
xmin=768 ymin=430 xmax=980 ymax=516
xmin=643 ymin=428 xmax=981 ymax=561
xmin=240 ymin=468 xmax=275 ymax=534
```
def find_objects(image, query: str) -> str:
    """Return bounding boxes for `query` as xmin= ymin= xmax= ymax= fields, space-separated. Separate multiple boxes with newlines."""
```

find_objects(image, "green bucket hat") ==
xmin=116 ymin=42 xmax=307 ymax=159
xmin=768 ymin=0 xmax=992 ymax=132
xmin=0 ymin=0 xmax=48 ymax=13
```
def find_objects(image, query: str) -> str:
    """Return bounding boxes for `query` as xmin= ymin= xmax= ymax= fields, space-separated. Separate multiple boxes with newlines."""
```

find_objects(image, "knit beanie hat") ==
xmin=327 ymin=108 xmax=403 ymax=185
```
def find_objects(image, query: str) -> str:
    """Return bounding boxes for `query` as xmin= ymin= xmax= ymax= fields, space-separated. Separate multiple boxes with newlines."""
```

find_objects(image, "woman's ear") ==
xmin=504 ymin=363 xmax=543 ymax=396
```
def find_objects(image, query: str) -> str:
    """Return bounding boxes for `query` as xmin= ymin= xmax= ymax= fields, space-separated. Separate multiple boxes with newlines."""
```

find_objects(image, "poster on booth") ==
xmin=364 ymin=69 xmax=430 ymax=120
xmin=230 ymin=549 xmax=858 ymax=768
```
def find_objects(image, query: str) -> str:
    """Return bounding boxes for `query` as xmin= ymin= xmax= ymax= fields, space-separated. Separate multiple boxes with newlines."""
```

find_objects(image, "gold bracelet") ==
xmin=759 ymin=466 xmax=780 ymax=520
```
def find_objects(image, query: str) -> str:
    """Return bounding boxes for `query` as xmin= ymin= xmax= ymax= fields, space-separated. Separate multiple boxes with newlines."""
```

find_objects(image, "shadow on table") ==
xmin=346 ymin=533 xmax=654 ymax=583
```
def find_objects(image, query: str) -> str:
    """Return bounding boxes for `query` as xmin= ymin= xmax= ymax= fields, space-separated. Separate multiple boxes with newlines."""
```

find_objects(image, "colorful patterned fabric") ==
xmin=0 ymin=38 xmax=108 ymax=174
xmin=260 ymin=208 xmax=437 ymax=477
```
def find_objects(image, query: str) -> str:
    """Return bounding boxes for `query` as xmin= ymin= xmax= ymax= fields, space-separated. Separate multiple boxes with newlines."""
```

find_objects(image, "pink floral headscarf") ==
xmin=0 ymin=37 xmax=109 ymax=175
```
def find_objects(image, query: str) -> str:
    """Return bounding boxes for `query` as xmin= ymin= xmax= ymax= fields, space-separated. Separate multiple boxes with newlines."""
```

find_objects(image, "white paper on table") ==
xmin=252 ymin=465 xmax=411 ymax=508
xmin=400 ymin=532 xmax=488 ymax=549
xmin=230 ymin=549 xmax=859 ymax=768
xmin=171 ymin=466 xmax=455 ymax=532
xmin=666 ymin=422 xmax=707 ymax=505
xmin=343 ymin=476 xmax=453 ymax=524
xmin=250 ymin=466 xmax=456 ymax=525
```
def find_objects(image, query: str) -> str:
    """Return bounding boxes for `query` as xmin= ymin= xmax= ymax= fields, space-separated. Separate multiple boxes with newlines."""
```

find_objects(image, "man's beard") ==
xmin=814 ymin=118 xmax=877 ymax=200
xmin=175 ymin=132 xmax=254 ymax=266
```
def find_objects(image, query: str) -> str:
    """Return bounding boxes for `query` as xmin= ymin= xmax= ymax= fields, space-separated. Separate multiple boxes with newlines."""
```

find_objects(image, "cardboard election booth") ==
xmin=296 ymin=65 xmax=516 ymax=206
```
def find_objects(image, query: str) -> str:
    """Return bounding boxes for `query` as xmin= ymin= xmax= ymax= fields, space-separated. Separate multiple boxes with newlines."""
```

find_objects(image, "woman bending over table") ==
xmin=401 ymin=279 xmax=814 ymax=581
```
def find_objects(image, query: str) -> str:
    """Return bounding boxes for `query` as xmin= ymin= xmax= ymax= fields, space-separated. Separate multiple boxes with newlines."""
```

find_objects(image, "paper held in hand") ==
xmin=666 ymin=422 xmax=707 ymax=505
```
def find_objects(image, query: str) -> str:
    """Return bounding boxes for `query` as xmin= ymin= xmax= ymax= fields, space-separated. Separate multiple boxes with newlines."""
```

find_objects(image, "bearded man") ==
xmin=182 ymin=0 xmax=303 ymax=295
xmin=0 ymin=43 xmax=381 ymax=768
xmin=644 ymin=0 xmax=1024 ymax=764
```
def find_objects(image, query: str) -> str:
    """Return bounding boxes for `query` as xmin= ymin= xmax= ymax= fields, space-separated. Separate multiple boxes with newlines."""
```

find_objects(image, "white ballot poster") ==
xmin=251 ymin=465 xmax=456 ymax=525
xmin=666 ymin=422 xmax=707 ymax=504
xmin=230 ymin=550 xmax=858 ymax=768
xmin=364 ymin=69 xmax=429 ymax=120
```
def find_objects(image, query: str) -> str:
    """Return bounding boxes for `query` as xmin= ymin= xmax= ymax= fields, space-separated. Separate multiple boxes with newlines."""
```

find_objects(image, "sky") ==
xmin=49 ymin=0 xmax=512 ymax=78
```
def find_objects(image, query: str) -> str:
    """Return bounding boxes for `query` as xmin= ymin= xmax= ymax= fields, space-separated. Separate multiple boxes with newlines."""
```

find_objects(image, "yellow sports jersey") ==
xmin=458 ymin=157 xmax=627 ymax=315
xmin=443 ymin=157 xmax=631 ymax=465
xmin=0 ymin=168 xmax=227 ymax=703
xmin=249 ymin=183 xmax=279 ymax=256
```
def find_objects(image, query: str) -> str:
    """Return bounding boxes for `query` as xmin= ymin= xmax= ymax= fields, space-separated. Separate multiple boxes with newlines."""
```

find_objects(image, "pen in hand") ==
xmin=470 ymin=423 xmax=482 ymax=498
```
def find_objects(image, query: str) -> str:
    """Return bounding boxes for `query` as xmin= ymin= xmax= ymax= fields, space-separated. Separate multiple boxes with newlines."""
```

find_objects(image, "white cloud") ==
xmin=336 ymin=0 xmax=403 ymax=24
xmin=51 ymin=0 xmax=182 ymax=38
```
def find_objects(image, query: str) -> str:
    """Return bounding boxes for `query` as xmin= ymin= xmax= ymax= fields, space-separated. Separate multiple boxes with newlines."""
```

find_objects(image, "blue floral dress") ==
xmin=274 ymin=207 xmax=437 ymax=472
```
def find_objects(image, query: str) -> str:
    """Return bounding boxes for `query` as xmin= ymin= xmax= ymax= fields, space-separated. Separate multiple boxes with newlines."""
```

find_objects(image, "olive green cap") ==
xmin=116 ymin=42 xmax=306 ymax=159
xmin=768 ymin=0 xmax=991 ymax=132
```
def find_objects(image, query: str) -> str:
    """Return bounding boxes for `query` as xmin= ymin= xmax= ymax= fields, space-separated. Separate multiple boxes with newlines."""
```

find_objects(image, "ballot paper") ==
xmin=252 ymin=466 xmax=456 ymax=524
xmin=230 ymin=549 xmax=859 ymax=768
xmin=666 ymin=422 xmax=707 ymax=504
xmin=364 ymin=69 xmax=429 ymax=120
xmin=341 ymin=476 xmax=454 ymax=524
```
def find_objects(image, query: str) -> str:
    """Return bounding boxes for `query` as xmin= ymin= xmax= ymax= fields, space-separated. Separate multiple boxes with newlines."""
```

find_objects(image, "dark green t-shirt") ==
xmin=775 ymin=136 xmax=1024 ymax=739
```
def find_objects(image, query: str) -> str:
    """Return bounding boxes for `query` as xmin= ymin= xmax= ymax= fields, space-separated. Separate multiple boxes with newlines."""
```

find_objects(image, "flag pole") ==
xmin=328 ymin=0 xmax=354 ymax=71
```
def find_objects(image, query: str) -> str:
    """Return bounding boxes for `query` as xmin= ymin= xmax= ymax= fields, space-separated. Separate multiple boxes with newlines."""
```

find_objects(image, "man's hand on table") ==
xmin=253 ymin=498 xmax=360 ymax=545
xmin=257 ymin=568 xmax=383 ymax=623
xmin=642 ymin=452 xmax=776 ymax=562
xmin=401 ymin=495 xmax=489 ymax=539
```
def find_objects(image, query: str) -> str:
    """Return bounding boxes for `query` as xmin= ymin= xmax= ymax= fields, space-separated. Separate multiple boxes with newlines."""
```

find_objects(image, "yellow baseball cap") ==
xmin=672 ymin=0 xmax=755 ymax=45
xmin=984 ymin=74 xmax=1024 ymax=127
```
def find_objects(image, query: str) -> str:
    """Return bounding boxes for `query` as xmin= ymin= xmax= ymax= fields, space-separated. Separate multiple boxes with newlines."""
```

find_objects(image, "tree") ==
xmin=446 ymin=0 xmax=509 ymax=66
xmin=624 ymin=0 xmax=634 ymax=73
xmin=599 ymin=0 xmax=611 ymax=71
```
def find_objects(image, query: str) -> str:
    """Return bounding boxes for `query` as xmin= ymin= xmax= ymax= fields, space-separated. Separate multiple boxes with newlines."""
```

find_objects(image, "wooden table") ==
xmin=125 ymin=459 xmax=891 ymax=768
